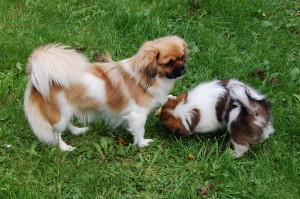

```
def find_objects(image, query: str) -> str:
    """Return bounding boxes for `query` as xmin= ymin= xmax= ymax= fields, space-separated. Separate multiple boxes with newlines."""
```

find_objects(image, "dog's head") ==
xmin=160 ymin=93 xmax=200 ymax=136
xmin=134 ymin=36 xmax=188 ymax=89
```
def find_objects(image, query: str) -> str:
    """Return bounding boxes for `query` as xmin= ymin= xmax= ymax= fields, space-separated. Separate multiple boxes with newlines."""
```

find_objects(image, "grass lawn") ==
xmin=0 ymin=0 xmax=299 ymax=198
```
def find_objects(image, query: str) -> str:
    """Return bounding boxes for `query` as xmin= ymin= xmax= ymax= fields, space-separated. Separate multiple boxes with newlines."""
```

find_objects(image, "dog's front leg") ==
xmin=126 ymin=111 xmax=153 ymax=147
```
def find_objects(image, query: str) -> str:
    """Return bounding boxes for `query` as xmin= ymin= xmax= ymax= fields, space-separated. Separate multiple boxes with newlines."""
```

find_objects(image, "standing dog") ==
xmin=160 ymin=80 xmax=274 ymax=157
xmin=24 ymin=36 xmax=188 ymax=151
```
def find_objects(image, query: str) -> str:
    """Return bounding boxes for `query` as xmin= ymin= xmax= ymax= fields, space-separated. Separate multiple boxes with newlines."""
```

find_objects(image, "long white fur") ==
xmin=29 ymin=44 xmax=90 ymax=98
xmin=179 ymin=80 xmax=227 ymax=132
xmin=261 ymin=123 xmax=274 ymax=141
xmin=227 ymin=80 xmax=265 ymax=105
xmin=24 ymin=87 xmax=56 ymax=145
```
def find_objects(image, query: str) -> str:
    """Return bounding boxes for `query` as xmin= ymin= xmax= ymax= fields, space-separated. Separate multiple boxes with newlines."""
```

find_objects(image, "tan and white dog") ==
xmin=24 ymin=36 xmax=188 ymax=151
xmin=160 ymin=80 xmax=274 ymax=157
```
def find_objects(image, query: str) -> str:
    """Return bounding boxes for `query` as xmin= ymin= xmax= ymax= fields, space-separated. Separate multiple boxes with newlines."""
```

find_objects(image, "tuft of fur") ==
xmin=29 ymin=44 xmax=90 ymax=98
xmin=24 ymin=85 xmax=57 ymax=144
xmin=226 ymin=80 xmax=274 ymax=148
xmin=226 ymin=80 xmax=265 ymax=107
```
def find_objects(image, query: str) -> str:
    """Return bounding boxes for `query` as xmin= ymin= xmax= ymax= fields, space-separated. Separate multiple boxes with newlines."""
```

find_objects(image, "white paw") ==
xmin=167 ymin=94 xmax=177 ymax=100
xmin=134 ymin=139 xmax=153 ymax=147
xmin=230 ymin=149 xmax=244 ymax=158
xmin=60 ymin=144 xmax=76 ymax=151
xmin=70 ymin=127 xmax=89 ymax=136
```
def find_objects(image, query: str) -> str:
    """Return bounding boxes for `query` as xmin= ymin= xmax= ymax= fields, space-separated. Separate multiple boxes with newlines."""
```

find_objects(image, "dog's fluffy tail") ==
xmin=25 ymin=44 xmax=90 ymax=145
xmin=226 ymin=79 xmax=274 ymax=140
xmin=226 ymin=80 xmax=265 ymax=108
xmin=24 ymin=86 xmax=57 ymax=145
xmin=28 ymin=44 xmax=90 ymax=98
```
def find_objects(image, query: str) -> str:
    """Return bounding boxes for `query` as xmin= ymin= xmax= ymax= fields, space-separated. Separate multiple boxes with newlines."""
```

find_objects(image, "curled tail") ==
xmin=226 ymin=79 xmax=274 ymax=141
xmin=28 ymin=44 xmax=90 ymax=98
xmin=226 ymin=79 xmax=265 ymax=109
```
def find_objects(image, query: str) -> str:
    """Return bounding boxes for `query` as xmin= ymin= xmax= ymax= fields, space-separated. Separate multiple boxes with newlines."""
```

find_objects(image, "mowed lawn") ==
xmin=0 ymin=0 xmax=299 ymax=198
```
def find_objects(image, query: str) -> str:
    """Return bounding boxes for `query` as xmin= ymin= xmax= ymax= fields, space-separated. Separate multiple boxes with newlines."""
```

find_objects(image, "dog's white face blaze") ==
xmin=24 ymin=36 xmax=188 ymax=150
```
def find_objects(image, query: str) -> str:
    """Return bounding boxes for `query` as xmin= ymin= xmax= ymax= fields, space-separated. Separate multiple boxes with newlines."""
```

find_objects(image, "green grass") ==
xmin=1 ymin=0 xmax=299 ymax=198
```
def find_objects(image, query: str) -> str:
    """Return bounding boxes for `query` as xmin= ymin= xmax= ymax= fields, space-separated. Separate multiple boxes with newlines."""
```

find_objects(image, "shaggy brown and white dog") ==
xmin=160 ymin=79 xmax=274 ymax=157
xmin=24 ymin=36 xmax=188 ymax=151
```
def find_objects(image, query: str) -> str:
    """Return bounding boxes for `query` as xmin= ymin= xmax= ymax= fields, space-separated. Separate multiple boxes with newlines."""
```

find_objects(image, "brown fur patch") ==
xmin=189 ymin=108 xmax=200 ymax=132
xmin=29 ymin=80 xmax=102 ymax=125
xmin=64 ymin=85 xmax=101 ymax=113
xmin=230 ymin=107 xmax=261 ymax=146
xmin=120 ymin=68 xmax=153 ymax=108
xmin=29 ymin=85 xmax=61 ymax=125
xmin=220 ymin=80 xmax=234 ymax=123
xmin=160 ymin=110 xmax=186 ymax=135
xmin=137 ymin=50 xmax=159 ymax=90
xmin=91 ymin=64 xmax=128 ymax=111
xmin=252 ymin=100 xmax=270 ymax=121
xmin=215 ymin=93 xmax=229 ymax=123
xmin=160 ymin=93 xmax=189 ymax=135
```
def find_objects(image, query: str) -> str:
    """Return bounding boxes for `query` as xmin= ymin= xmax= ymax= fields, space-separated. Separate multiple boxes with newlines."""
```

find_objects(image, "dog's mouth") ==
xmin=170 ymin=126 xmax=192 ymax=137
xmin=172 ymin=130 xmax=192 ymax=138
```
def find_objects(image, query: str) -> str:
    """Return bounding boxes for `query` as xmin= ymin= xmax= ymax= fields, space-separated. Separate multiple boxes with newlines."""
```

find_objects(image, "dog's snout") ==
xmin=165 ymin=63 xmax=186 ymax=79
xmin=177 ymin=64 xmax=186 ymax=76
xmin=178 ymin=64 xmax=185 ymax=71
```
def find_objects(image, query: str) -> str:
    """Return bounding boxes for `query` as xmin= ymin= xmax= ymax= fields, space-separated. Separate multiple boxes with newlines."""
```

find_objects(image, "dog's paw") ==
xmin=167 ymin=94 xmax=177 ymax=100
xmin=230 ymin=149 xmax=244 ymax=158
xmin=59 ymin=142 xmax=76 ymax=151
xmin=61 ymin=145 xmax=76 ymax=151
xmin=135 ymin=138 xmax=153 ymax=147
xmin=70 ymin=127 xmax=89 ymax=136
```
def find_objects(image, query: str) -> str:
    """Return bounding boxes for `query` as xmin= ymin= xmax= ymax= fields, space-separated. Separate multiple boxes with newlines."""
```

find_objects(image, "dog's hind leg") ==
xmin=53 ymin=119 xmax=76 ymax=151
xmin=53 ymin=131 xmax=76 ymax=151
xmin=67 ymin=122 xmax=89 ymax=136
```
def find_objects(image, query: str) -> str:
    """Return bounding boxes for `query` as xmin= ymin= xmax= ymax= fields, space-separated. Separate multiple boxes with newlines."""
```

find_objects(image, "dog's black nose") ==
xmin=178 ymin=64 xmax=185 ymax=71
xmin=178 ymin=64 xmax=186 ymax=75
xmin=166 ymin=64 xmax=186 ymax=79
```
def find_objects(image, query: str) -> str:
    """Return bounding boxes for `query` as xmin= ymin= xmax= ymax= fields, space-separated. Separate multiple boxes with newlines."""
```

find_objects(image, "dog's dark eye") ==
xmin=165 ymin=60 xmax=174 ymax=67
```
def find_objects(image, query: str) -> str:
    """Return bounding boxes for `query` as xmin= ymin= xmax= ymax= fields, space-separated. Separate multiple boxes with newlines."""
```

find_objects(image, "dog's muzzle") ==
xmin=166 ymin=64 xmax=186 ymax=79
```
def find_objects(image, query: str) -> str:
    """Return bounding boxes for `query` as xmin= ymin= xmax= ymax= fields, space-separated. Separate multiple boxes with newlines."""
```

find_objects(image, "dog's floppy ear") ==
xmin=137 ymin=44 xmax=159 ymax=91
